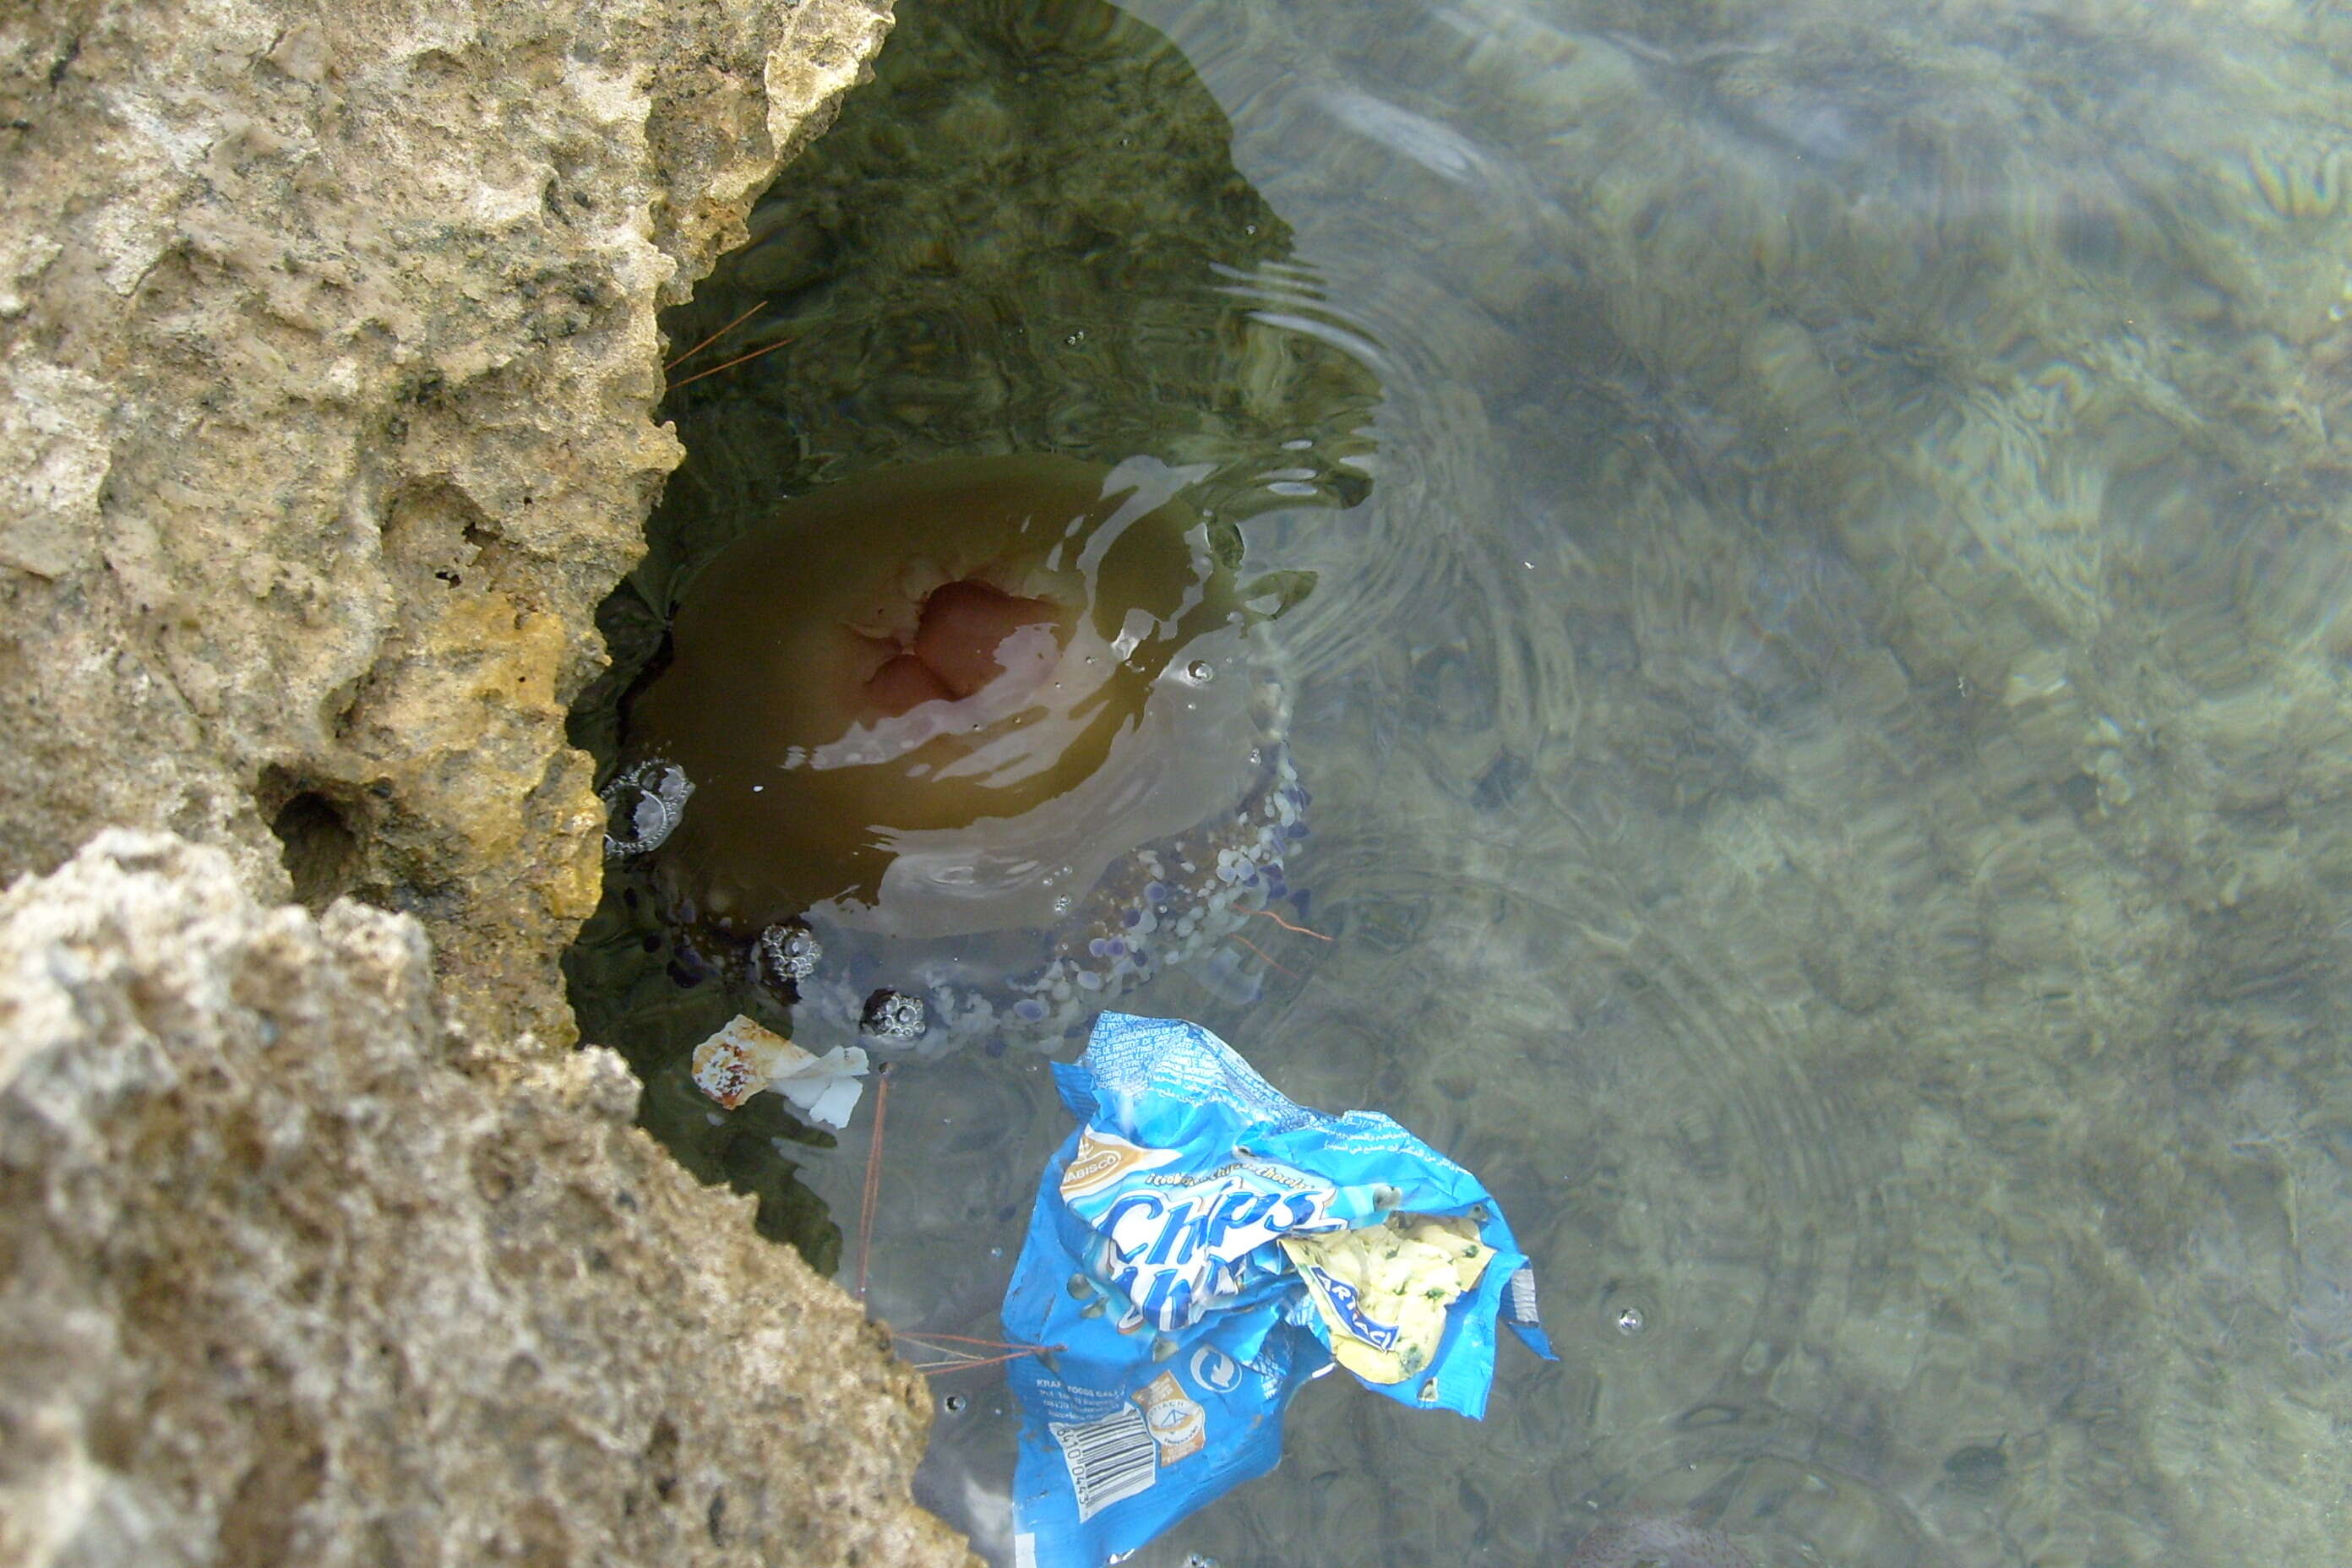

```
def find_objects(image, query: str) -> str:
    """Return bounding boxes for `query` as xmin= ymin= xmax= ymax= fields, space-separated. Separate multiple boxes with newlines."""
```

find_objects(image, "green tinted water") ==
xmin=569 ymin=0 xmax=2352 ymax=1560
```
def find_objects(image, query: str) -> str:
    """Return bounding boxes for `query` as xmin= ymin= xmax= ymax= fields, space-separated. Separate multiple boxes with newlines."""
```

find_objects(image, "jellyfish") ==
xmin=611 ymin=454 xmax=1305 ymax=1054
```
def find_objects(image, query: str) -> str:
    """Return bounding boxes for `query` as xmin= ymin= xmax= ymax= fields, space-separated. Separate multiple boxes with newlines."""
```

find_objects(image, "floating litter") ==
xmin=688 ymin=1013 xmax=868 ymax=1128
xmin=1003 ymin=1012 xmax=1553 ymax=1565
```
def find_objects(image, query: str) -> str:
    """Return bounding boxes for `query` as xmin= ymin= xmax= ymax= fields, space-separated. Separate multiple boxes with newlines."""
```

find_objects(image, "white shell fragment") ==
xmin=689 ymin=1014 xmax=868 ymax=1128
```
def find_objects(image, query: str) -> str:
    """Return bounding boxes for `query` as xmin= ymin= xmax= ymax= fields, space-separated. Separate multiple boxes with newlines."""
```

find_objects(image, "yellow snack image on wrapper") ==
xmin=1278 ymin=1214 xmax=1496 ymax=1384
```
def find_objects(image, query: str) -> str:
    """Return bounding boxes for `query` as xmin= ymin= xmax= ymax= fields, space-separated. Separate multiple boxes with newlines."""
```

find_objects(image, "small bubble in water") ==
xmin=942 ymin=1392 xmax=968 ymax=1414
xmin=1599 ymin=1282 xmax=1658 ymax=1345
xmin=1185 ymin=659 xmax=1215 ymax=683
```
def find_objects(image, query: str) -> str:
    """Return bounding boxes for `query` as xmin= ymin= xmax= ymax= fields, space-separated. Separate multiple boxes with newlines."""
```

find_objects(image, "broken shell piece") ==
xmin=689 ymin=1013 xmax=869 ymax=1127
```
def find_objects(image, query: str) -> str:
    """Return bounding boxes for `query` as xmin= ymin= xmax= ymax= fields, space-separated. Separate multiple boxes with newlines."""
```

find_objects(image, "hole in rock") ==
xmin=267 ymin=784 xmax=362 ymax=912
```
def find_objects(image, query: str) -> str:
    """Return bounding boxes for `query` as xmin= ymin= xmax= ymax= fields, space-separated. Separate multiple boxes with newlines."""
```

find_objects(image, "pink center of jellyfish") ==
xmin=860 ymin=580 xmax=1068 ymax=715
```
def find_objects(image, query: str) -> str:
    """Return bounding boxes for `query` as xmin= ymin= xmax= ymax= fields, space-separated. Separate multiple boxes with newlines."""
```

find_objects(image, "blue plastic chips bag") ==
xmin=1003 ymin=1013 xmax=1553 ymax=1566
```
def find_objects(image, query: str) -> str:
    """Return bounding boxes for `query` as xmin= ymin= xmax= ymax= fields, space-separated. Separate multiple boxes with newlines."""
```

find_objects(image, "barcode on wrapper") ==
xmin=1049 ymin=1403 xmax=1157 ymax=1520
xmin=1508 ymin=1266 xmax=1541 ymax=1327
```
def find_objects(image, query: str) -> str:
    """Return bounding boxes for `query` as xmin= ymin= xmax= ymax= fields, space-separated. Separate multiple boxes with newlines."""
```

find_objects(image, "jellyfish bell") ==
xmin=625 ymin=453 xmax=1250 ymax=928
xmin=617 ymin=453 xmax=1304 ymax=1053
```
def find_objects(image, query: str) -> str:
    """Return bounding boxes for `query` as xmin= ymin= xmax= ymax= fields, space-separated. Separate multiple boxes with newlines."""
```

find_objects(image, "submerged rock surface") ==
xmin=1563 ymin=1515 xmax=1756 ymax=1568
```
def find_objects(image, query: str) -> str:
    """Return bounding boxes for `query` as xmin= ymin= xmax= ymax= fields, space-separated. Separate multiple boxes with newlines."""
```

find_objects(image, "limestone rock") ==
xmin=0 ymin=0 xmax=890 ymax=1048
xmin=0 ymin=3 xmax=974 ymax=1562
xmin=0 ymin=831 xmax=976 ymax=1568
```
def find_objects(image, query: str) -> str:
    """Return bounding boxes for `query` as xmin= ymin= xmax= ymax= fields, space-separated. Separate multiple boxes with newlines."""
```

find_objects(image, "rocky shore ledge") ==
xmin=0 ymin=3 xmax=974 ymax=1563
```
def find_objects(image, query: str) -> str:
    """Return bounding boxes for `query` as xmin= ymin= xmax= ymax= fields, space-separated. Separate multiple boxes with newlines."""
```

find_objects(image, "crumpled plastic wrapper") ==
xmin=1002 ymin=1012 xmax=1552 ymax=1566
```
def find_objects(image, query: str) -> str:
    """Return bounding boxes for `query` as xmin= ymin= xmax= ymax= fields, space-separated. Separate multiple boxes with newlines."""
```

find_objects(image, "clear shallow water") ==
xmin=581 ymin=0 xmax=2352 ymax=1561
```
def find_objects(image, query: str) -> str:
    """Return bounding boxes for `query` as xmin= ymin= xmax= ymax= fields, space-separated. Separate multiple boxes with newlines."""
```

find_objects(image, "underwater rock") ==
xmin=616 ymin=454 xmax=1302 ymax=1051
xmin=1563 ymin=1514 xmax=1756 ymax=1568
xmin=0 ymin=831 xmax=973 ymax=1568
